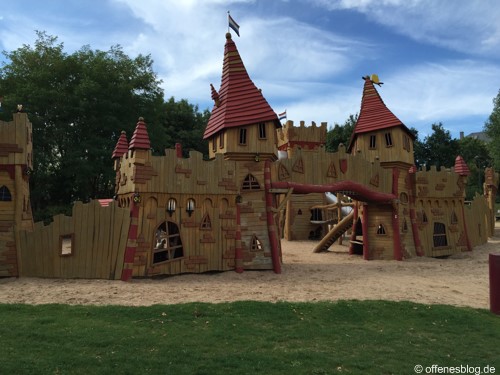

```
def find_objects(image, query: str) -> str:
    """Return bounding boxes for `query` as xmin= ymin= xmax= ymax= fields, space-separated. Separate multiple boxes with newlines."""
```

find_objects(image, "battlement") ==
xmin=277 ymin=120 xmax=327 ymax=151
xmin=412 ymin=165 xmax=466 ymax=199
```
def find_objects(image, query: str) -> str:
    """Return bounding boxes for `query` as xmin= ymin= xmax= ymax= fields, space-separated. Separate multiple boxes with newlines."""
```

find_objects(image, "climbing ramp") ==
xmin=312 ymin=211 xmax=354 ymax=253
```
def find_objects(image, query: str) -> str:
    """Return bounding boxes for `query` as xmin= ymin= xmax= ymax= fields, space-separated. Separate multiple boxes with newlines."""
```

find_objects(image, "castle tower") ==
xmin=348 ymin=76 xmax=415 ymax=168
xmin=276 ymin=120 xmax=327 ymax=158
xmin=0 ymin=112 xmax=34 ymax=276
xmin=203 ymin=32 xmax=281 ymax=161
xmin=348 ymin=76 xmax=417 ymax=259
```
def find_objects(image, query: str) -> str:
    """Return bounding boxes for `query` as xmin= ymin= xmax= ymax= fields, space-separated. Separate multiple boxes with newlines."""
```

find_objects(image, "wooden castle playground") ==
xmin=0 ymin=31 xmax=498 ymax=280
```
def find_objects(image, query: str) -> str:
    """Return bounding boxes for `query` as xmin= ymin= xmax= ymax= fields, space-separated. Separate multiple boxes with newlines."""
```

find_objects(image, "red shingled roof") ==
xmin=129 ymin=117 xmax=151 ymax=150
xmin=203 ymin=33 xmax=280 ymax=139
xmin=348 ymin=77 xmax=414 ymax=152
xmin=454 ymin=155 xmax=470 ymax=176
xmin=112 ymin=130 xmax=129 ymax=159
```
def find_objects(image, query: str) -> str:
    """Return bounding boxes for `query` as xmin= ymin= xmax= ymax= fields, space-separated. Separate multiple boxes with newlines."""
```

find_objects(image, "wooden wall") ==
xmin=464 ymin=194 xmax=491 ymax=248
xmin=18 ymin=200 xmax=130 ymax=279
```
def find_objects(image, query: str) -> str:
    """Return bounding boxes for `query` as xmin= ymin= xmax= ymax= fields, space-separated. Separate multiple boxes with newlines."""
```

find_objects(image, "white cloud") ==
xmin=311 ymin=0 xmax=500 ymax=57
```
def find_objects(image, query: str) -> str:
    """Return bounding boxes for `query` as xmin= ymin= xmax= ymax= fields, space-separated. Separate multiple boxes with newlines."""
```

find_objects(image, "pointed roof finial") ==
xmin=203 ymin=32 xmax=279 ymax=139
xmin=129 ymin=117 xmax=151 ymax=151
xmin=210 ymin=83 xmax=220 ymax=107
xmin=112 ymin=130 xmax=129 ymax=159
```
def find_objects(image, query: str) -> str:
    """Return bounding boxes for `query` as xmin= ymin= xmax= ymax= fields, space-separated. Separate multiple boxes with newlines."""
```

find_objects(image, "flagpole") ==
xmin=227 ymin=11 xmax=230 ymax=34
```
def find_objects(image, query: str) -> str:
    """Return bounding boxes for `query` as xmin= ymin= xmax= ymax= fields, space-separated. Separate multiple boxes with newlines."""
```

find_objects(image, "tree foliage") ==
xmin=484 ymin=89 xmax=500 ymax=169
xmin=417 ymin=123 xmax=459 ymax=170
xmin=326 ymin=113 xmax=357 ymax=152
xmin=0 ymin=32 xmax=209 ymax=221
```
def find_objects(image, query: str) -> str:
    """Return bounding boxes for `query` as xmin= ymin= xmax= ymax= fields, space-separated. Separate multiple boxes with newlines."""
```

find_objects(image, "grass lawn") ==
xmin=0 ymin=300 xmax=498 ymax=375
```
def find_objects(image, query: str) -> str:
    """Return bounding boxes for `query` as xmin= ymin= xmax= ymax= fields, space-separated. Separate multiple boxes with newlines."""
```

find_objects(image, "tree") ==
xmin=0 ymin=32 xmax=165 ymax=221
xmin=418 ymin=123 xmax=459 ymax=169
xmin=484 ymin=89 xmax=500 ymax=170
xmin=159 ymin=97 xmax=210 ymax=158
xmin=457 ymin=136 xmax=493 ymax=199
xmin=326 ymin=113 xmax=357 ymax=152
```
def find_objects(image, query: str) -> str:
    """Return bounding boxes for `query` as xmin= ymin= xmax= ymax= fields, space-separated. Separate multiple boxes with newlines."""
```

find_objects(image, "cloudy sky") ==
xmin=1 ymin=0 xmax=499 ymax=138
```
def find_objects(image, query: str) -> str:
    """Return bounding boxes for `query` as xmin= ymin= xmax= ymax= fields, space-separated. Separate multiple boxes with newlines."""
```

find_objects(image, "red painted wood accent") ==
xmin=349 ymin=202 xmax=358 ymax=255
xmin=454 ymin=155 xmax=470 ymax=176
xmin=234 ymin=200 xmax=243 ymax=273
xmin=112 ymin=131 xmax=129 ymax=159
xmin=362 ymin=204 xmax=369 ymax=260
xmin=392 ymin=168 xmax=403 ymax=260
xmin=408 ymin=166 xmax=424 ymax=256
xmin=0 ymin=165 xmax=16 ymax=180
xmin=460 ymin=200 xmax=472 ymax=251
xmin=489 ymin=254 xmax=500 ymax=314
xmin=271 ymin=180 xmax=396 ymax=204
xmin=175 ymin=143 xmax=183 ymax=158
xmin=203 ymin=33 xmax=280 ymax=139
xmin=120 ymin=203 xmax=140 ymax=281
xmin=264 ymin=161 xmax=281 ymax=274
xmin=121 ymin=268 xmax=133 ymax=281
xmin=129 ymin=118 xmax=151 ymax=150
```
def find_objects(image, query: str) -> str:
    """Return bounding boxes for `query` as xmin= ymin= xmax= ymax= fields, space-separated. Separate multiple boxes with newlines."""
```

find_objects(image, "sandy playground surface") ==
xmin=1 ymin=224 xmax=499 ymax=309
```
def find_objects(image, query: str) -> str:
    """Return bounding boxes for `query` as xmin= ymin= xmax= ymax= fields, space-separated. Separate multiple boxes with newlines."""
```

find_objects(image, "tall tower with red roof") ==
xmin=348 ymin=76 xmax=415 ymax=168
xmin=204 ymin=32 xmax=280 ymax=161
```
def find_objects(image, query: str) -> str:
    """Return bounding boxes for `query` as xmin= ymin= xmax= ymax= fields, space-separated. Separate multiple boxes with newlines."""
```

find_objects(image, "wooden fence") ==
xmin=18 ymin=200 xmax=130 ymax=279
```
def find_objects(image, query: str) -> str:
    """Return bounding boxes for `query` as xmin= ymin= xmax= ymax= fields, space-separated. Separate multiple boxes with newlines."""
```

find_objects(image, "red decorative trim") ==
xmin=392 ymin=168 xmax=402 ymax=260
xmin=265 ymin=161 xmax=281 ymax=274
xmin=362 ymin=204 xmax=369 ymax=260
xmin=271 ymin=180 xmax=396 ymax=204
xmin=0 ymin=165 xmax=16 ymax=180
xmin=234 ymin=201 xmax=243 ymax=273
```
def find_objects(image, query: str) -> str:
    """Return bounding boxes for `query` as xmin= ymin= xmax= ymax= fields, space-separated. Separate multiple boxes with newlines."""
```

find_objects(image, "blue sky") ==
xmin=1 ymin=0 xmax=499 ymax=139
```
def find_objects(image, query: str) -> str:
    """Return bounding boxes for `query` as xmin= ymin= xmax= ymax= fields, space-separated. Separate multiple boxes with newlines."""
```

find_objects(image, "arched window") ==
xmin=0 ymin=186 xmax=12 ymax=201
xmin=377 ymin=224 xmax=386 ymax=235
xmin=433 ymin=222 xmax=448 ymax=247
xmin=242 ymin=174 xmax=260 ymax=190
xmin=153 ymin=221 xmax=184 ymax=264
xmin=451 ymin=211 xmax=458 ymax=225
xmin=310 ymin=208 xmax=323 ymax=222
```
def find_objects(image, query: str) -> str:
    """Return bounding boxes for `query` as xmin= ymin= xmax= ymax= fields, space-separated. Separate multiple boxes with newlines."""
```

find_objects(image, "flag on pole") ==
xmin=228 ymin=13 xmax=240 ymax=37
xmin=278 ymin=110 xmax=287 ymax=121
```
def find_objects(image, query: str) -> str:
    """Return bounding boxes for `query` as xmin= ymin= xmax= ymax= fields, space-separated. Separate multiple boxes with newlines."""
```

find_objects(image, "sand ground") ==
xmin=1 ymin=224 xmax=499 ymax=309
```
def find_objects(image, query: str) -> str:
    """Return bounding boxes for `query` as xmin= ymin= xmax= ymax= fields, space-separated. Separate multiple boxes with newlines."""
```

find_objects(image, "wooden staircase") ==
xmin=313 ymin=211 xmax=354 ymax=253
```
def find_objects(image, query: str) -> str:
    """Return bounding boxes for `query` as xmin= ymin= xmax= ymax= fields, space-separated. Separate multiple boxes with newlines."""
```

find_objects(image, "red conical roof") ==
xmin=203 ymin=33 xmax=280 ymax=139
xmin=129 ymin=117 xmax=151 ymax=150
xmin=112 ymin=130 xmax=129 ymax=159
xmin=348 ymin=76 xmax=414 ymax=152
xmin=454 ymin=155 xmax=470 ymax=176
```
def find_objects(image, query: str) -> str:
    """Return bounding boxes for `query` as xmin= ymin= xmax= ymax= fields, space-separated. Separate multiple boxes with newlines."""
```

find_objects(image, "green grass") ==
xmin=0 ymin=301 xmax=498 ymax=375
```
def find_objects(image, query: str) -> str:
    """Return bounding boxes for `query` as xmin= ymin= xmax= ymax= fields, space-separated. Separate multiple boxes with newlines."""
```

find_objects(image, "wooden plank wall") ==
xmin=18 ymin=200 xmax=130 ymax=279
xmin=464 ymin=194 xmax=490 ymax=248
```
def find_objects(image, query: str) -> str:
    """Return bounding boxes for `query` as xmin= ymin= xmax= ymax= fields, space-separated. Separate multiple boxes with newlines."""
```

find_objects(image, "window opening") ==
xmin=310 ymin=208 xmax=323 ymax=222
xmin=384 ymin=132 xmax=393 ymax=147
xmin=377 ymin=224 xmax=386 ymax=235
xmin=239 ymin=128 xmax=247 ymax=145
xmin=0 ymin=186 xmax=12 ymax=201
xmin=219 ymin=132 xmax=224 ymax=148
xmin=153 ymin=221 xmax=184 ymax=264
xmin=258 ymin=123 xmax=266 ymax=139
xmin=60 ymin=234 xmax=74 ymax=256
xmin=369 ymin=135 xmax=376 ymax=149
xmin=433 ymin=222 xmax=448 ymax=247
xmin=242 ymin=174 xmax=260 ymax=190
xmin=451 ymin=211 xmax=458 ymax=225
xmin=251 ymin=235 xmax=263 ymax=251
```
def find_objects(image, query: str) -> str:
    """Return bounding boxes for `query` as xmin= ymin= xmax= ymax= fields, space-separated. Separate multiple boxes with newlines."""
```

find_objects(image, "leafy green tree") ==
xmin=159 ymin=97 xmax=210 ymax=157
xmin=326 ymin=113 xmax=357 ymax=152
xmin=484 ymin=89 xmax=500 ymax=170
xmin=0 ymin=31 xmax=164 ymax=220
xmin=457 ymin=136 xmax=493 ymax=199
xmin=418 ymin=122 xmax=459 ymax=169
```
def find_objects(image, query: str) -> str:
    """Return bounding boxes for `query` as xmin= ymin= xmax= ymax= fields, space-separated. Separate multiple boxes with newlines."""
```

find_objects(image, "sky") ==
xmin=1 ymin=0 xmax=499 ymax=139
